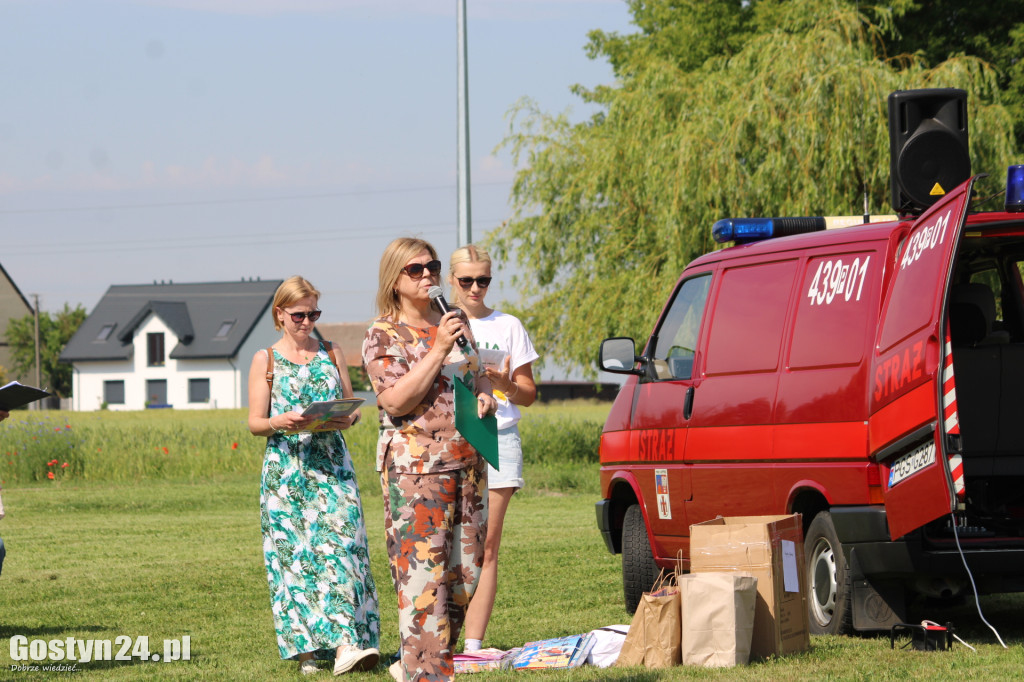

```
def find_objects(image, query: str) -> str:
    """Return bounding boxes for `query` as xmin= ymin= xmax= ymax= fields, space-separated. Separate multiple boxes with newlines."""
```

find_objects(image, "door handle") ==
xmin=683 ymin=385 xmax=694 ymax=420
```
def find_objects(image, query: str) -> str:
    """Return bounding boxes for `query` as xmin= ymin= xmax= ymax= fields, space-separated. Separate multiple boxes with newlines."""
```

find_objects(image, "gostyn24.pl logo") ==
xmin=9 ymin=635 xmax=190 ymax=665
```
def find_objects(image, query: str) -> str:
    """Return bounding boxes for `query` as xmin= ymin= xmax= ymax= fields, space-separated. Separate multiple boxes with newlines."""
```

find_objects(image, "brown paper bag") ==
xmin=689 ymin=515 xmax=809 ymax=659
xmin=679 ymin=572 xmax=758 ymax=668
xmin=615 ymin=574 xmax=682 ymax=668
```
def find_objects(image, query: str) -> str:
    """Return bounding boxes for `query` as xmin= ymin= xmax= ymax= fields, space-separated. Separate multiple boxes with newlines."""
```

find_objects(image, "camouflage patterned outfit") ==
xmin=363 ymin=318 xmax=488 ymax=682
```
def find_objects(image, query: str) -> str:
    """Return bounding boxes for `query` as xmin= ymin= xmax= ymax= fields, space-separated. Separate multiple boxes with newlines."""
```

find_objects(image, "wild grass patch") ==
xmin=0 ymin=401 xmax=611 ymax=492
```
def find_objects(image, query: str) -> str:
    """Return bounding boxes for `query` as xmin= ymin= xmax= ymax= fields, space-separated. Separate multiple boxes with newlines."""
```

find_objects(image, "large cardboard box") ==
xmin=689 ymin=514 xmax=810 ymax=659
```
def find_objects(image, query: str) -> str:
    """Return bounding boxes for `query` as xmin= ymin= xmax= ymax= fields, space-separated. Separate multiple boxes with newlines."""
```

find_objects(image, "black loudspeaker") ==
xmin=888 ymin=88 xmax=970 ymax=215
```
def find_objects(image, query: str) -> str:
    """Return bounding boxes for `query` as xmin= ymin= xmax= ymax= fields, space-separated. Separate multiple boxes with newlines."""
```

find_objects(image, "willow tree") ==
xmin=488 ymin=0 xmax=1017 ymax=375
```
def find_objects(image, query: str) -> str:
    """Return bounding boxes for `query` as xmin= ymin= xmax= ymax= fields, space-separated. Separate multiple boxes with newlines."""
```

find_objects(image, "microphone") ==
xmin=428 ymin=286 xmax=467 ymax=347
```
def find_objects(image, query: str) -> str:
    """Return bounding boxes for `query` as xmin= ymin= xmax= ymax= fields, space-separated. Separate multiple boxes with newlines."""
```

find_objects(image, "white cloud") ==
xmin=142 ymin=155 xmax=297 ymax=187
xmin=476 ymin=154 xmax=515 ymax=184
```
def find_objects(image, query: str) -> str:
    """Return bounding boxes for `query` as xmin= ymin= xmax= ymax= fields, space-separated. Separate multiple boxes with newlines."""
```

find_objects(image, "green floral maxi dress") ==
xmin=260 ymin=346 xmax=380 ymax=660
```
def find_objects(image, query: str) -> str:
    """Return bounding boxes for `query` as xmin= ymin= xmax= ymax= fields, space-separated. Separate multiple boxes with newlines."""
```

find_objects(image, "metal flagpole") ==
xmin=456 ymin=0 xmax=472 ymax=247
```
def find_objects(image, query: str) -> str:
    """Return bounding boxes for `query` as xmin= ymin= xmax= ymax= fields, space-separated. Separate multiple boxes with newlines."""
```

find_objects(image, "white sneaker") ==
xmin=388 ymin=660 xmax=404 ymax=682
xmin=333 ymin=645 xmax=379 ymax=675
xmin=299 ymin=659 xmax=319 ymax=675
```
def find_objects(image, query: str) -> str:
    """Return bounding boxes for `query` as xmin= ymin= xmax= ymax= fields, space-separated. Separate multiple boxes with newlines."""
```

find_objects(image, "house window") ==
xmin=147 ymin=379 xmax=168 ymax=406
xmin=96 ymin=324 xmax=115 ymax=341
xmin=147 ymin=332 xmax=165 ymax=366
xmin=215 ymin=320 xmax=235 ymax=338
xmin=103 ymin=380 xmax=125 ymax=405
xmin=189 ymin=378 xmax=210 ymax=403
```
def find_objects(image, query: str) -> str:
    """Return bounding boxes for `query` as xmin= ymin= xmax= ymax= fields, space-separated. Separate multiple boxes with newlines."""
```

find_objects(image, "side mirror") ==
xmin=599 ymin=337 xmax=643 ymax=375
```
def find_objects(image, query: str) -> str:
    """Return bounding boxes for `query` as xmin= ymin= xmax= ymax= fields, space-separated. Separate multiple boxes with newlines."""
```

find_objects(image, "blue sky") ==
xmin=1 ymin=0 xmax=634 ymax=327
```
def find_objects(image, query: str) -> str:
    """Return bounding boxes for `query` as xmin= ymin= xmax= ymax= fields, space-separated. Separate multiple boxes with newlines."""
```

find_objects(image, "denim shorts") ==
xmin=488 ymin=426 xmax=524 ymax=490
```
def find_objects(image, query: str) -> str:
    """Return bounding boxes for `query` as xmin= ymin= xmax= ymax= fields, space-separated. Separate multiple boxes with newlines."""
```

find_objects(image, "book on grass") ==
xmin=511 ymin=633 xmax=596 ymax=670
xmin=453 ymin=647 xmax=521 ymax=674
xmin=0 ymin=381 xmax=52 ymax=411
xmin=287 ymin=397 xmax=364 ymax=432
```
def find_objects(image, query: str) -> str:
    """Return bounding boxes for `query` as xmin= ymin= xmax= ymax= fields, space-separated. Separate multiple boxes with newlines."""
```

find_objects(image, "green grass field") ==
xmin=1 ymin=405 xmax=1022 ymax=679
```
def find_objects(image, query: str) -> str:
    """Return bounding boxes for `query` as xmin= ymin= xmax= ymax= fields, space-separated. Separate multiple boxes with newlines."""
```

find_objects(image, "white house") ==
xmin=60 ymin=279 xmax=296 ymax=411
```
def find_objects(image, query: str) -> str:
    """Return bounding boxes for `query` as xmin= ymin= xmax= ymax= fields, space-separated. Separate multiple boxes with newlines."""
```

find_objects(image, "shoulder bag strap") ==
xmin=326 ymin=344 xmax=342 ymax=375
xmin=265 ymin=347 xmax=274 ymax=390
xmin=324 ymin=342 xmax=350 ymax=398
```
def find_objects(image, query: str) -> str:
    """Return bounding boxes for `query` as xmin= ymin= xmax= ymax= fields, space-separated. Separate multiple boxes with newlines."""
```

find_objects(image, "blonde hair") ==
xmin=448 ymin=244 xmax=492 ymax=306
xmin=375 ymin=237 xmax=439 ymax=318
xmin=272 ymin=276 xmax=321 ymax=331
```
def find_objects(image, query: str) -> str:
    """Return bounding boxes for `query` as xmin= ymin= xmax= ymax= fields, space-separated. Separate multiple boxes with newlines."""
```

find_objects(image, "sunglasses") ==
xmin=282 ymin=309 xmax=322 ymax=323
xmin=455 ymin=276 xmax=492 ymax=289
xmin=401 ymin=259 xmax=442 ymax=279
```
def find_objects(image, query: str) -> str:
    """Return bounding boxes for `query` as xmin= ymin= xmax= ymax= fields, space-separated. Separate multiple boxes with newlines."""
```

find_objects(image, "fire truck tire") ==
xmin=805 ymin=511 xmax=852 ymax=635
xmin=622 ymin=503 xmax=659 ymax=614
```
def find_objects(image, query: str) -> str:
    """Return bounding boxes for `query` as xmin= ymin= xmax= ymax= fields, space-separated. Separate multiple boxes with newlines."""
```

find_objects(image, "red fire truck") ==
xmin=596 ymin=89 xmax=1024 ymax=634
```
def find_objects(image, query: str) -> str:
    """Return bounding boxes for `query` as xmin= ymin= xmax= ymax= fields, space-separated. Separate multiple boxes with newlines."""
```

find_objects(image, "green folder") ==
xmin=453 ymin=375 xmax=499 ymax=470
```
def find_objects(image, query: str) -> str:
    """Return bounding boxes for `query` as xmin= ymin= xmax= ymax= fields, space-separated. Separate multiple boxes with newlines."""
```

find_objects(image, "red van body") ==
xmin=597 ymin=176 xmax=1024 ymax=633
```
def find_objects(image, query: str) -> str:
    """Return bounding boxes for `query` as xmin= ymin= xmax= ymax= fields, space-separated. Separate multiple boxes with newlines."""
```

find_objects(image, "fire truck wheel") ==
xmin=805 ymin=511 xmax=852 ymax=635
xmin=622 ymin=503 xmax=659 ymax=614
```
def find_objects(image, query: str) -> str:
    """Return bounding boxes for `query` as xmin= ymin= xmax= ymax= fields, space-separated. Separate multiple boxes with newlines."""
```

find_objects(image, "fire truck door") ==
xmin=630 ymin=273 xmax=711 ymax=546
xmin=871 ymin=175 xmax=979 ymax=540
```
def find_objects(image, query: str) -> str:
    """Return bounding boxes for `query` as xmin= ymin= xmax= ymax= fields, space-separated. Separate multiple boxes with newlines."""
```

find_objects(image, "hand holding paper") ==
xmin=477 ymin=391 xmax=497 ymax=419
xmin=291 ymin=398 xmax=365 ymax=433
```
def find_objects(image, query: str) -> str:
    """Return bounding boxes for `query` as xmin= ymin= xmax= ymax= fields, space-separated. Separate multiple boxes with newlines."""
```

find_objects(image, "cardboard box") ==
xmin=689 ymin=514 xmax=810 ymax=659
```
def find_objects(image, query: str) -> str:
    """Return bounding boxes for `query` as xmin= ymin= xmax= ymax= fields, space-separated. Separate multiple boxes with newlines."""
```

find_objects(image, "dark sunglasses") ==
xmin=282 ymin=309 xmax=322 ymax=323
xmin=401 ymin=259 xmax=442 ymax=279
xmin=455 ymin=276 xmax=492 ymax=289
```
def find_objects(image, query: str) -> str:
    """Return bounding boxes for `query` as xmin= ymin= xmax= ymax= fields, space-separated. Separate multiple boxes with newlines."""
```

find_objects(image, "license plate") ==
xmin=888 ymin=441 xmax=936 ymax=487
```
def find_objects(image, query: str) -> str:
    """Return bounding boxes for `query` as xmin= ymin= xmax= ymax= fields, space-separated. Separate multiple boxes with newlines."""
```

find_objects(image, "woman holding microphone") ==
xmin=362 ymin=238 xmax=497 ymax=682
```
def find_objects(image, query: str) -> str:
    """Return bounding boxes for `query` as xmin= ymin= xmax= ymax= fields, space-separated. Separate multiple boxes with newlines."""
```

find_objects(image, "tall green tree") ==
xmin=882 ymin=1 xmax=1024 ymax=147
xmin=5 ymin=303 xmax=86 ymax=398
xmin=489 ymin=0 xmax=1018 ymax=374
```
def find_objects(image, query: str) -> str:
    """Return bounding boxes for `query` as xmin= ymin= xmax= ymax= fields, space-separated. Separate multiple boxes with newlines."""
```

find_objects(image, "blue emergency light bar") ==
xmin=712 ymin=216 xmax=827 ymax=244
xmin=1007 ymin=165 xmax=1024 ymax=213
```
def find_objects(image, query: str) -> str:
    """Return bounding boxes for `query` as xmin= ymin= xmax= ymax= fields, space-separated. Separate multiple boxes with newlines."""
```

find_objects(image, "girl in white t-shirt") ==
xmin=448 ymin=244 xmax=539 ymax=652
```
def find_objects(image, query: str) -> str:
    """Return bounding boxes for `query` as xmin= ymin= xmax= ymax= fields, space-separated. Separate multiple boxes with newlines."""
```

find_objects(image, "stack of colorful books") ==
xmin=511 ymin=633 xmax=596 ymax=670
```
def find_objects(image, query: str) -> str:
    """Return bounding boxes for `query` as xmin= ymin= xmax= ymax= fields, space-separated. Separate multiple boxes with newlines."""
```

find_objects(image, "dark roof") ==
xmin=60 ymin=279 xmax=282 ymax=362
xmin=118 ymin=301 xmax=194 ymax=344
xmin=315 ymin=321 xmax=371 ymax=366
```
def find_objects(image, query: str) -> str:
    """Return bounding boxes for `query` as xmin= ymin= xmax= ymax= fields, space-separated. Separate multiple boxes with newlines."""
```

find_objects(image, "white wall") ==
xmin=234 ymin=312 xmax=280 ymax=409
xmin=73 ymin=360 xmax=133 ymax=412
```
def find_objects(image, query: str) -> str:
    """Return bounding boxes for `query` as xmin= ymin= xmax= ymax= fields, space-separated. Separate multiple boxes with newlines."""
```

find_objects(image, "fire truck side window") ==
xmin=969 ymin=268 xmax=1004 ymax=327
xmin=651 ymin=274 xmax=711 ymax=380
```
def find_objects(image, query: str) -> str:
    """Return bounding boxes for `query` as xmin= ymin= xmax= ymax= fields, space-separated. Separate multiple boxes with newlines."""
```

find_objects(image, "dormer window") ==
xmin=215 ymin=320 xmax=235 ymax=339
xmin=96 ymin=324 xmax=115 ymax=341
xmin=147 ymin=332 xmax=165 ymax=366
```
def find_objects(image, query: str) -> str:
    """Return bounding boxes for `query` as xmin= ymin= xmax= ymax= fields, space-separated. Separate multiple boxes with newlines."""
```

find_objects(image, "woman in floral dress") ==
xmin=248 ymin=276 xmax=380 ymax=676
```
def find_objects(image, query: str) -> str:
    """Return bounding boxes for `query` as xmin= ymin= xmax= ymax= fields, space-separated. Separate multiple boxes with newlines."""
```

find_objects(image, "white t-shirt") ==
xmin=469 ymin=310 xmax=539 ymax=430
